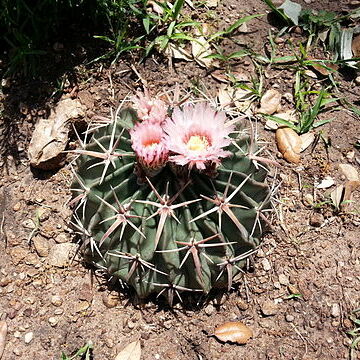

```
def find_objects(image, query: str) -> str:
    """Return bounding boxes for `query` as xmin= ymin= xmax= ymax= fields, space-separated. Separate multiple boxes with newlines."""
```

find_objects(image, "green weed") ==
xmin=61 ymin=342 xmax=93 ymax=360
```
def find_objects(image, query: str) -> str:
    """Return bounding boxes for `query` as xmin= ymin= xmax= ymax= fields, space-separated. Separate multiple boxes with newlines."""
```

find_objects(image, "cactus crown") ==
xmin=71 ymin=91 xmax=271 ymax=305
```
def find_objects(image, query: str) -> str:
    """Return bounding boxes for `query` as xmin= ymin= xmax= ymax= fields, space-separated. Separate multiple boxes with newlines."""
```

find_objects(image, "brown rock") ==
xmin=260 ymin=300 xmax=278 ymax=316
xmin=48 ymin=243 xmax=77 ymax=267
xmin=10 ymin=247 xmax=28 ymax=265
xmin=33 ymin=236 xmax=49 ymax=257
xmin=102 ymin=293 xmax=119 ymax=308
xmin=309 ymin=213 xmax=324 ymax=227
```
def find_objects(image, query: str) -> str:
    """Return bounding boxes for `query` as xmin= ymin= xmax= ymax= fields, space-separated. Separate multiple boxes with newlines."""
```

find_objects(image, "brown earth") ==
xmin=1 ymin=0 xmax=360 ymax=359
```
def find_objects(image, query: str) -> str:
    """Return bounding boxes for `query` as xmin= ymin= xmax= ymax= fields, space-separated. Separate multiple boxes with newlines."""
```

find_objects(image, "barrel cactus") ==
xmin=70 ymin=90 xmax=271 ymax=304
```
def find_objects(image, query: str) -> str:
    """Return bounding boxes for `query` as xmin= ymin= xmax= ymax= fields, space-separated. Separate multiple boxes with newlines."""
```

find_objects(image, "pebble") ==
xmin=127 ymin=320 xmax=136 ymax=329
xmin=236 ymin=299 xmax=249 ymax=311
xmin=355 ymin=76 xmax=360 ymax=85
xmin=13 ymin=202 xmax=21 ymax=211
xmin=48 ymin=243 xmax=77 ymax=267
xmin=163 ymin=320 xmax=172 ymax=329
xmin=48 ymin=317 xmax=59 ymax=327
xmin=285 ymin=314 xmax=295 ymax=322
xmin=260 ymin=300 xmax=278 ymax=316
xmin=309 ymin=213 xmax=324 ymax=227
xmin=22 ymin=219 xmax=36 ymax=229
xmin=75 ymin=301 xmax=90 ymax=313
xmin=55 ymin=233 xmax=69 ymax=244
xmin=14 ymin=331 xmax=21 ymax=338
xmin=102 ymin=293 xmax=119 ymax=308
xmin=24 ymin=332 xmax=34 ymax=344
xmin=54 ymin=308 xmax=64 ymax=315
xmin=33 ymin=236 xmax=49 ymax=257
xmin=204 ymin=304 xmax=215 ymax=316
xmin=51 ymin=295 xmax=63 ymax=307
xmin=331 ymin=303 xmax=340 ymax=317
xmin=262 ymin=258 xmax=271 ymax=271
xmin=0 ymin=277 xmax=12 ymax=287
xmin=278 ymin=274 xmax=289 ymax=286
xmin=13 ymin=348 xmax=22 ymax=356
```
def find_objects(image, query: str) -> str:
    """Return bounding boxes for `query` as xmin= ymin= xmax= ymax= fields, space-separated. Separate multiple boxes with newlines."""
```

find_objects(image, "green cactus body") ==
xmin=71 ymin=103 xmax=270 ymax=303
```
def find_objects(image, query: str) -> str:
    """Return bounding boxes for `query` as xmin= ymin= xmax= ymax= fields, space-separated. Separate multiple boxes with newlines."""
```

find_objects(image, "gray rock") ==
xmin=48 ymin=243 xmax=77 ymax=267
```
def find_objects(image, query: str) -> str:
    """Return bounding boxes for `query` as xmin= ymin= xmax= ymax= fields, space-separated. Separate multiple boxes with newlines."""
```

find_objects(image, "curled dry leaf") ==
xmin=300 ymin=132 xmax=315 ymax=152
xmin=342 ymin=180 xmax=360 ymax=212
xmin=211 ymin=70 xmax=229 ymax=83
xmin=330 ymin=184 xmax=344 ymax=209
xmin=0 ymin=320 xmax=7 ymax=359
xmin=352 ymin=35 xmax=360 ymax=57
xmin=214 ymin=321 xmax=253 ymax=344
xmin=316 ymin=176 xmax=335 ymax=189
xmin=115 ymin=340 xmax=141 ymax=360
xmin=338 ymin=164 xmax=360 ymax=182
xmin=165 ymin=43 xmax=192 ymax=61
xmin=217 ymin=85 xmax=254 ymax=111
xmin=258 ymin=89 xmax=282 ymax=115
xmin=275 ymin=127 xmax=301 ymax=163
xmin=191 ymin=35 xmax=215 ymax=68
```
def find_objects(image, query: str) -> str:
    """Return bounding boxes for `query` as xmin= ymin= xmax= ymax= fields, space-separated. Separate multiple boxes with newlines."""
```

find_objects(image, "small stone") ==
xmin=0 ymin=277 xmax=12 ymax=287
xmin=13 ymin=348 xmax=22 ymax=356
xmin=285 ymin=314 xmax=294 ymax=322
xmin=344 ymin=319 xmax=353 ymax=328
xmin=14 ymin=331 xmax=22 ymax=338
xmin=355 ymin=76 xmax=360 ymax=86
xmin=260 ymin=300 xmax=278 ymax=316
xmin=204 ymin=304 xmax=215 ymax=316
xmin=278 ymin=274 xmax=289 ymax=286
xmin=13 ymin=202 xmax=21 ymax=211
xmin=54 ymin=308 xmax=64 ymax=315
xmin=163 ymin=320 xmax=172 ymax=329
xmin=331 ymin=303 xmax=340 ymax=317
xmin=51 ymin=295 xmax=63 ymax=307
xmin=127 ymin=320 xmax=135 ymax=329
xmin=303 ymin=193 xmax=314 ymax=206
xmin=10 ymin=247 xmax=28 ymax=265
xmin=102 ymin=293 xmax=119 ymax=308
xmin=22 ymin=219 xmax=36 ymax=229
xmin=48 ymin=317 xmax=58 ymax=327
xmin=236 ymin=299 xmax=249 ymax=311
xmin=75 ymin=301 xmax=90 ymax=313
xmin=7 ymin=308 xmax=17 ymax=319
xmin=288 ymin=284 xmax=300 ymax=295
xmin=33 ymin=236 xmax=49 ymax=257
xmin=309 ymin=213 xmax=324 ymax=227
xmin=48 ymin=243 xmax=77 ymax=267
xmin=55 ymin=233 xmax=69 ymax=244
xmin=262 ymin=258 xmax=271 ymax=271
xmin=24 ymin=332 xmax=34 ymax=344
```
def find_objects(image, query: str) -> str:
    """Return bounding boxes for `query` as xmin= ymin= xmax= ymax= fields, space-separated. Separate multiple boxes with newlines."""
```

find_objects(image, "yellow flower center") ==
xmin=186 ymin=135 xmax=209 ymax=151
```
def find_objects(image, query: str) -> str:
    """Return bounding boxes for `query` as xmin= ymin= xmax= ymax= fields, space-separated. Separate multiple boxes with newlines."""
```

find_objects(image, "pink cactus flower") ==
xmin=164 ymin=103 xmax=233 ymax=170
xmin=131 ymin=90 xmax=168 ymax=124
xmin=130 ymin=120 xmax=168 ymax=175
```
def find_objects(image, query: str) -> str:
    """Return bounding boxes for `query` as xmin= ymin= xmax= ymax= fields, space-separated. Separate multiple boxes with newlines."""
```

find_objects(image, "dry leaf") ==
xmin=217 ymin=85 xmax=253 ymax=111
xmin=211 ymin=70 xmax=229 ymax=83
xmin=258 ymin=89 xmax=282 ymax=115
xmin=330 ymin=185 xmax=344 ymax=209
xmin=28 ymin=97 xmax=86 ymax=169
xmin=115 ymin=340 xmax=141 ymax=360
xmin=338 ymin=164 xmax=360 ymax=182
xmin=205 ymin=0 xmax=218 ymax=7
xmin=316 ymin=176 xmax=335 ymax=189
xmin=300 ymin=132 xmax=315 ymax=152
xmin=275 ymin=127 xmax=302 ymax=163
xmin=0 ymin=320 xmax=7 ymax=359
xmin=214 ymin=321 xmax=253 ymax=344
xmin=352 ymin=35 xmax=360 ymax=57
xmin=147 ymin=0 xmax=164 ymax=15
xmin=341 ymin=180 xmax=360 ymax=212
xmin=191 ymin=35 xmax=215 ymax=68
xmin=165 ymin=43 xmax=192 ymax=61
xmin=265 ymin=119 xmax=279 ymax=130
xmin=304 ymin=69 xmax=318 ymax=79
xmin=310 ymin=60 xmax=338 ymax=76
xmin=266 ymin=110 xmax=297 ymax=131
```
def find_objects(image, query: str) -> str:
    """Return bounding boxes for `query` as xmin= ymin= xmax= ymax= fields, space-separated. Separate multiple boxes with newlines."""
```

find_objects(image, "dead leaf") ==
xmin=352 ymin=35 xmax=360 ymax=57
xmin=309 ymin=60 xmax=338 ymax=76
xmin=28 ymin=97 xmax=85 ymax=170
xmin=211 ymin=70 xmax=229 ymax=83
xmin=147 ymin=0 xmax=164 ymax=15
xmin=218 ymin=85 xmax=254 ymax=111
xmin=275 ymin=127 xmax=301 ymax=163
xmin=338 ymin=163 xmax=360 ymax=182
xmin=0 ymin=320 xmax=7 ymax=359
xmin=214 ymin=321 xmax=253 ymax=344
xmin=341 ymin=180 xmax=360 ymax=212
xmin=330 ymin=185 xmax=344 ymax=209
xmin=317 ymin=176 xmax=335 ymax=189
xmin=304 ymin=69 xmax=318 ymax=79
xmin=205 ymin=0 xmax=218 ymax=7
xmin=165 ymin=43 xmax=192 ymax=61
xmin=191 ymin=35 xmax=216 ymax=68
xmin=258 ymin=89 xmax=282 ymax=115
xmin=300 ymin=132 xmax=315 ymax=152
xmin=115 ymin=340 xmax=141 ymax=360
